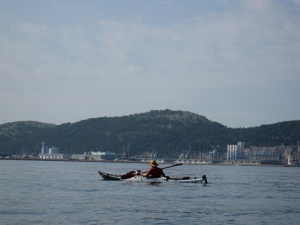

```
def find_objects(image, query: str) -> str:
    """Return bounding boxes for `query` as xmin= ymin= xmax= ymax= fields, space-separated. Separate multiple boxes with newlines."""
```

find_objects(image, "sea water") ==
xmin=0 ymin=160 xmax=299 ymax=225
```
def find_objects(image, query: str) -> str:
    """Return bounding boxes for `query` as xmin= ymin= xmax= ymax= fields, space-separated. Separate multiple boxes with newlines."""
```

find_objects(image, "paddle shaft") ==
xmin=142 ymin=163 xmax=183 ymax=173
xmin=161 ymin=163 xmax=183 ymax=170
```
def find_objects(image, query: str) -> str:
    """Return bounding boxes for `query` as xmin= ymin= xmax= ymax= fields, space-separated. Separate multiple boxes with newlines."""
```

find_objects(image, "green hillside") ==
xmin=0 ymin=110 xmax=299 ymax=157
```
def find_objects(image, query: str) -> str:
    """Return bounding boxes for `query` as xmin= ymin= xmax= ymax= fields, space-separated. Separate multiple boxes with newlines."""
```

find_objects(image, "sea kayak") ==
xmin=98 ymin=171 xmax=208 ymax=184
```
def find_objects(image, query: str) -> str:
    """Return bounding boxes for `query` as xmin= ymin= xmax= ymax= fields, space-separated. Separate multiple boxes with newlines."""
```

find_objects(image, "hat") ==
xmin=148 ymin=160 xmax=159 ymax=167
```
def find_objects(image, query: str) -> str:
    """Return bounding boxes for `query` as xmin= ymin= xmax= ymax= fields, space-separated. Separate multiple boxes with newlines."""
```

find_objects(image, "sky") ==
xmin=0 ymin=0 xmax=299 ymax=128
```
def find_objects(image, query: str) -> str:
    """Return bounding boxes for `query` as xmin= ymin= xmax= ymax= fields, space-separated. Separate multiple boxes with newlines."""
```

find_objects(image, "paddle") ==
xmin=161 ymin=163 xmax=183 ymax=170
xmin=141 ymin=163 xmax=183 ymax=173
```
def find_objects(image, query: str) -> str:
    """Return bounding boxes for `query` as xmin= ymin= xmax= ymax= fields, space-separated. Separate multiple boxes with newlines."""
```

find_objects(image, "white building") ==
xmin=227 ymin=142 xmax=244 ymax=160
xmin=90 ymin=151 xmax=117 ymax=160
xmin=38 ymin=153 xmax=72 ymax=160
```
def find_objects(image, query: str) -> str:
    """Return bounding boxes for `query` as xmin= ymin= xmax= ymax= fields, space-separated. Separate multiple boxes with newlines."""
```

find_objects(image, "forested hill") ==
xmin=0 ymin=110 xmax=299 ymax=157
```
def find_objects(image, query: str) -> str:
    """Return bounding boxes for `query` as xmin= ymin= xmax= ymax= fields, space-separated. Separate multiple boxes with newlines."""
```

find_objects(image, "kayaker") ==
xmin=142 ymin=160 xmax=166 ymax=178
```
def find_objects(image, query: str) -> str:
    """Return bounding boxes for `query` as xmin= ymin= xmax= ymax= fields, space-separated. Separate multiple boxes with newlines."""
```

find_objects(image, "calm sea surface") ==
xmin=0 ymin=160 xmax=299 ymax=225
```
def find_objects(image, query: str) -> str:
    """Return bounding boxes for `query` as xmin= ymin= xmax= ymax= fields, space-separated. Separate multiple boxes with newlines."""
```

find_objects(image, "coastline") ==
xmin=1 ymin=157 xmax=297 ymax=167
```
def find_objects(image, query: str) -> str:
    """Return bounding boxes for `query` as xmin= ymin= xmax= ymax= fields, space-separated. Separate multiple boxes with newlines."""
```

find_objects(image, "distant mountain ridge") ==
xmin=0 ymin=110 xmax=299 ymax=157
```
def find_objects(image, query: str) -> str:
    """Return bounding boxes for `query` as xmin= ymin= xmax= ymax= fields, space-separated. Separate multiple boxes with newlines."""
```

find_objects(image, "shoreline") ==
xmin=1 ymin=157 xmax=298 ymax=167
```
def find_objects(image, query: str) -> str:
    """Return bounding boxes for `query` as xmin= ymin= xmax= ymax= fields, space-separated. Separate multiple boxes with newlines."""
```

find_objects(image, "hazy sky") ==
xmin=1 ymin=0 xmax=299 ymax=128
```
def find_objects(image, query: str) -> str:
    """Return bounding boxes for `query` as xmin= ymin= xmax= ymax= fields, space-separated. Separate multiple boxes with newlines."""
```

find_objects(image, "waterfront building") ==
xmin=38 ymin=153 xmax=72 ymax=160
xmin=227 ymin=142 xmax=244 ymax=160
xmin=89 ymin=151 xmax=117 ymax=160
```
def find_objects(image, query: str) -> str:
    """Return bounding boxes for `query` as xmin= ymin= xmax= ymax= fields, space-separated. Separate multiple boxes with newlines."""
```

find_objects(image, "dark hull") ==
xmin=98 ymin=171 xmax=136 ymax=180
xmin=98 ymin=171 xmax=122 ymax=180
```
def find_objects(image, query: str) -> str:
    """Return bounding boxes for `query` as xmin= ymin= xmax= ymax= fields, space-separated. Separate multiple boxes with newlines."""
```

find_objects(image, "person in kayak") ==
xmin=142 ymin=160 xmax=166 ymax=178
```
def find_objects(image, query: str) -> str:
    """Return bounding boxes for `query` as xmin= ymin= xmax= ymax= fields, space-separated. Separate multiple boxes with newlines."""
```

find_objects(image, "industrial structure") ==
xmin=37 ymin=142 xmax=117 ymax=161
xmin=89 ymin=151 xmax=117 ymax=160
xmin=227 ymin=142 xmax=244 ymax=160
xmin=38 ymin=142 xmax=72 ymax=160
xmin=41 ymin=142 xmax=60 ymax=154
